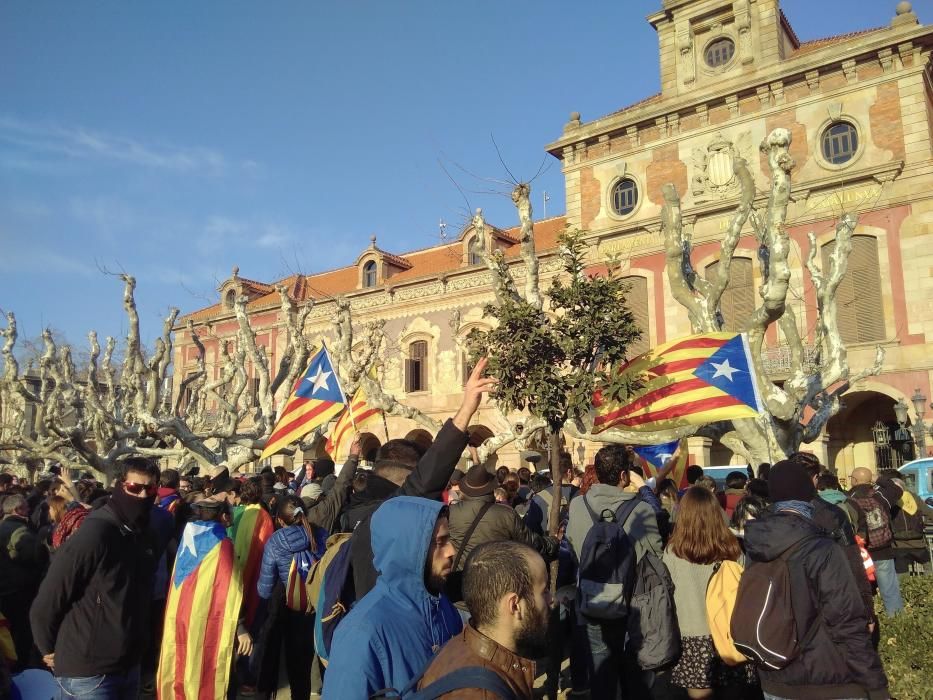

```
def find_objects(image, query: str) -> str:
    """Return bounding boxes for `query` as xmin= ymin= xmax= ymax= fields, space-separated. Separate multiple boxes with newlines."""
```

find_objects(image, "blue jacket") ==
xmin=256 ymin=523 xmax=327 ymax=600
xmin=322 ymin=497 xmax=463 ymax=699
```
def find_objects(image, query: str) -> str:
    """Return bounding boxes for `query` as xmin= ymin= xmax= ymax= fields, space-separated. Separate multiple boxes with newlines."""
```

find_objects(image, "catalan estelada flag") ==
xmin=285 ymin=550 xmax=315 ymax=612
xmin=157 ymin=520 xmax=243 ymax=700
xmin=261 ymin=345 xmax=348 ymax=460
xmin=633 ymin=440 xmax=690 ymax=489
xmin=593 ymin=332 xmax=763 ymax=434
xmin=325 ymin=383 xmax=384 ymax=461
xmin=232 ymin=504 xmax=274 ymax=626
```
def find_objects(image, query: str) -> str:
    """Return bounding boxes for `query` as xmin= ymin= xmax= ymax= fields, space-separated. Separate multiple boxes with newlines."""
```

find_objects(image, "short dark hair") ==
xmin=0 ymin=474 xmax=13 ymax=489
xmin=376 ymin=439 xmax=424 ymax=468
xmin=530 ymin=473 xmax=552 ymax=494
xmin=496 ymin=466 xmax=510 ymax=484
xmin=790 ymin=452 xmax=822 ymax=479
xmin=726 ymin=471 xmax=748 ymax=490
xmin=559 ymin=452 xmax=574 ymax=476
xmin=260 ymin=472 xmax=277 ymax=489
xmin=594 ymin=445 xmax=631 ymax=485
xmin=121 ymin=457 xmax=159 ymax=482
xmin=463 ymin=541 xmax=537 ymax=628
xmin=686 ymin=465 xmax=704 ymax=484
xmin=731 ymin=494 xmax=767 ymax=530
xmin=746 ymin=477 xmax=769 ymax=500
xmin=240 ymin=477 xmax=263 ymax=504
xmin=816 ymin=473 xmax=842 ymax=491
xmin=160 ymin=468 xmax=180 ymax=489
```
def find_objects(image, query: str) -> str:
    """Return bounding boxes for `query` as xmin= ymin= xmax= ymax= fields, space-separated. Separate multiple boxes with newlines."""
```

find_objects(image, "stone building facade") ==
xmin=176 ymin=0 xmax=933 ymax=474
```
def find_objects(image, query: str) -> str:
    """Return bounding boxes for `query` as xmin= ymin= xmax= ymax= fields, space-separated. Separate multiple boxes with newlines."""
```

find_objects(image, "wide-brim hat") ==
xmin=459 ymin=464 xmax=497 ymax=498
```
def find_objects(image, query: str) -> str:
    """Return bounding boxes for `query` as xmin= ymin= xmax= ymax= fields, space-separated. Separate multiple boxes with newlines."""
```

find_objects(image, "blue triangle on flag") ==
xmin=633 ymin=440 xmax=680 ymax=471
xmin=692 ymin=334 xmax=760 ymax=410
xmin=294 ymin=348 xmax=345 ymax=403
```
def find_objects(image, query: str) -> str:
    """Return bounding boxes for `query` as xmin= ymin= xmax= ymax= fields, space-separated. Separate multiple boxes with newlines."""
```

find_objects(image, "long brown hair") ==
xmin=667 ymin=486 xmax=741 ymax=564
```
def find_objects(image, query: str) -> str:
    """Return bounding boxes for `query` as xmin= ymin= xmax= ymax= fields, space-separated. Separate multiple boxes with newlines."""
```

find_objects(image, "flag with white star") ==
xmin=592 ymin=332 xmax=763 ymax=435
xmin=260 ymin=344 xmax=348 ymax=459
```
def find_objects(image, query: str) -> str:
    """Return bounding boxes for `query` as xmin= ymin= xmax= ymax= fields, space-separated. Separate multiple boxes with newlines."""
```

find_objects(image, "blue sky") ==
xmin=0 ymin=0 xmax=923 ymax=352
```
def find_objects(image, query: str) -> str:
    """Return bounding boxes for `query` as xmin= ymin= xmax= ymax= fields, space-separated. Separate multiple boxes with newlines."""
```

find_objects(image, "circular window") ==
xmin=611 ymin=179 xmax=639 ymax=216
xmin=821 ymin=121 xmax=859 ymax=165
xmin=705 ymin=38 xmax=735 ymax=67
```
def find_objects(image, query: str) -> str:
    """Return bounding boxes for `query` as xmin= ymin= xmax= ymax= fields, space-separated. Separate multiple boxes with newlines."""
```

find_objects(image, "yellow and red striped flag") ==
xmin=261 ymin=345 xmax=347 ymax=460
xmin=157 ymin=520 xmax=242 ymax=700
xmin=593 ymin=332 xmax=763 ymax=434
xmin=325 ymin=383 xmax=384 ymax=461
xmin=232 ymin=504 xmax=274 ymax=627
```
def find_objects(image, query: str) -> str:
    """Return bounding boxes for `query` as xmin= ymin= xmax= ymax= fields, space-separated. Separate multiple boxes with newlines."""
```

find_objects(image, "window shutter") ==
xmin=405 ymin=358 xmax=414 ymax=393
xmin=706 ymin=258 xmax=754 ymax=332
xmin=622 ymin=276 xmax=650 ymax=357
xmin=822 ymin=236 xmax=884 ymax=343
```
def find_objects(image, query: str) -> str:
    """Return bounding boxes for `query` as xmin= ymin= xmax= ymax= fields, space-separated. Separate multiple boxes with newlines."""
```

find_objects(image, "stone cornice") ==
xmin=546 ymin=23 xmax=933 ymax=157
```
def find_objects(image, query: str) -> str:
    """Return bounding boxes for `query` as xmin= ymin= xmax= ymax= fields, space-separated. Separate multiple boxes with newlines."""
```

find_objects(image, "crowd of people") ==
xmin=0 ymin=360 xmax=930 ymax=700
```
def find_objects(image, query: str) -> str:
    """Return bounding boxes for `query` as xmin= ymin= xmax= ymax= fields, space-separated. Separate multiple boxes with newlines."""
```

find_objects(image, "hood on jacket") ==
xmin=743 ymin=510 xmax=823 ymax=563
xmin=818 ymin=489 xmax=848 ymax=505
xmin=580 ymin=483 xmax=635 ymax=514
xmin=371 ymin=496 xmax=445 ymax=604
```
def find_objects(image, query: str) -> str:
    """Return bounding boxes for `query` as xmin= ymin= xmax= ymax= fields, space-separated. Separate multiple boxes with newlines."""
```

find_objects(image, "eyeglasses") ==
xmin=123 ymin=481 xmax=158 ymax=497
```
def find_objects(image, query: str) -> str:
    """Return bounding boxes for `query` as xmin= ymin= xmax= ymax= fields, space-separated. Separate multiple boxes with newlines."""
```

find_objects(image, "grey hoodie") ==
xmin=566 ymin=483 xmax=663 ymax=565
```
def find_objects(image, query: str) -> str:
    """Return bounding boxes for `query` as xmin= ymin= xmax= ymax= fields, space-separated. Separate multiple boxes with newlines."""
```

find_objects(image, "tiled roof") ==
xmin=793 ymin=26 xmax=887 ymax=56
xmin=180 ymin=215 xmax=568 ymax=324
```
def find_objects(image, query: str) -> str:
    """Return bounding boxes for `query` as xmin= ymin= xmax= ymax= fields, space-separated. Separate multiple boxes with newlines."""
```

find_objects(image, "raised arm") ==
xmin=400 ymin=359 xmax=496 ymax=500
xmin=306 ymin=436 xmax=362 ymax=532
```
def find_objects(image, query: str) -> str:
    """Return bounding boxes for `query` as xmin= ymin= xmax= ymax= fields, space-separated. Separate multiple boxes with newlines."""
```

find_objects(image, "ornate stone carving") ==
xmin=656 ymin=117 xmax=668 ymax=139
xmin=757 ymin=85 xmax=771 ymax=108
xmin=805 ymin=70 xmax=820 ymax=92
xmin=676 ymin=20 xmax=695 ymax=84
xmin=627 ymin=126 xmax=640 ymax=148
xmin=697 ymin=104 xmax=709 ymax=127
xmin=878 ymin=48 xmax=894 ymax=73
xmin=691 ymin=131 xmax=754 ymax=204
xmin=725 ymin=95 xmax=740 ymax=118
xmin=735 ymin=0 xmax=754 ymax=65
xmin=770 ymin=81 xmax=785 ymax=105
xmin=842 ymin=59 xmax=857 ymax=84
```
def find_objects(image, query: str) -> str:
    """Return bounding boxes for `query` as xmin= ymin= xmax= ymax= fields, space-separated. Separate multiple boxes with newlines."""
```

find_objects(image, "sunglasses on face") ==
xmin=123 ymin=481 xmax=158 ymax=497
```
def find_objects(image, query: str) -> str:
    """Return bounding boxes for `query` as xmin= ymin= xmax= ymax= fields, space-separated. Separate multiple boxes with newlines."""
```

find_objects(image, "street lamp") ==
xmin=911 ymin=389 xmax=928 ymax=456
xmin=576 ymin=441 xmax=586 ymax=466
xmin=893 ymin=399 xmax=916 ymax=462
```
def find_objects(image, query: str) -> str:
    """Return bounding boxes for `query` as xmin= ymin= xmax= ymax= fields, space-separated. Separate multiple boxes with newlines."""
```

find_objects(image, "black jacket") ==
xmin=29 ymin=504 xmax=159 ymax=678
xmin=744 ymin=512 xmax=889 ymax=700
xmin=0 ymin=515 xmax=48 ymax=598
xmin=848 ymin=479 xmax=903 ymax=561
xmin=810 ymin=497 xmax=874 ymax=622
xmin=346 ymin=418 xmax=469 ymax=600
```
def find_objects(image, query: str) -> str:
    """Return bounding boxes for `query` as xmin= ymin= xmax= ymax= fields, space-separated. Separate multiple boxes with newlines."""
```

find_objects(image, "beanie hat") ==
xmin=768 ymin=459 xmax=816 ymax=503
xmin=459 ymin=464 xmax=497 ymax=498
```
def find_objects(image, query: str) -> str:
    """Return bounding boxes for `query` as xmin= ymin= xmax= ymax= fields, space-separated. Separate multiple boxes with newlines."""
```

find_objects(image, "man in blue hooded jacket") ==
xmin=322 ymin=496 xmax=462 ymax=698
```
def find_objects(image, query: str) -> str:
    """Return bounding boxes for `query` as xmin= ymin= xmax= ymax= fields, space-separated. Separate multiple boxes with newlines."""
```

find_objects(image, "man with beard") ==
xmin=30 ymin=457 xmax=163 ymax=699
xmin=322 ymin=497 xmax=463 ymax=698
xmin=419 ymin=541 xmax=551 ymax=699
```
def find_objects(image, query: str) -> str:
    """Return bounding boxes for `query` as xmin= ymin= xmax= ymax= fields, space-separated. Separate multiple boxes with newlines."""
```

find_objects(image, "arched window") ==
xmin=705 ymin=258 xmax=755 ymax=332
xmin=611 ymin=179 xmax=639 ymax=216
xmin=705 ymin=38 xmax=735 ymax=67
xmin=622 ymin=276 xmax=650 ymax=357
xmin=821 ymin=236 xmax=885 ymax=343
xmin=468 ymin=237 xmax=483 ymax=266
xmin=224 ymin=289 xmax=236 ymax=308
xmin=405 ymin=340 xmax=428 ymax=393
xmin=362 ymin=260 xmax=377 ymax=288
xmin=821 ymin=122 xmax=859 ymax=165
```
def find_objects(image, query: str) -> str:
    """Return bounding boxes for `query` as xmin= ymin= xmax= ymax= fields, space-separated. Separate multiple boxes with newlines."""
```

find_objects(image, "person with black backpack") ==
xmin=565 ymin=444 xmax=662 ymax=700
xmin=848 ymin=467 xmax=904 ymax=616
xmin=736 ymin=460 xmax=890 ymax=700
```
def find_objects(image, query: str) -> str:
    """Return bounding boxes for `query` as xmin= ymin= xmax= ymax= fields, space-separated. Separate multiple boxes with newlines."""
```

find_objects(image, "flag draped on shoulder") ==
xmin=593 ymin=332 xmax=763 ymax=434
xmin=232 ymin=503 xmax=274 ymax=627
xmin=325 ymin=383 xmax=383 ymax=461
xmin=633 ymin=440 xmax=690 ymax=489
xmin=261 ymin=345 xmax=347 ymax=460
xmin=157 ymin=520 xmax=243 ymax=700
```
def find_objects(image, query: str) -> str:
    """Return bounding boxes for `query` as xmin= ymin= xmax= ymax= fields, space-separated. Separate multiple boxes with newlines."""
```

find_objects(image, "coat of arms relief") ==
xmin=691 ymin=131 xmax=754 ymax=204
